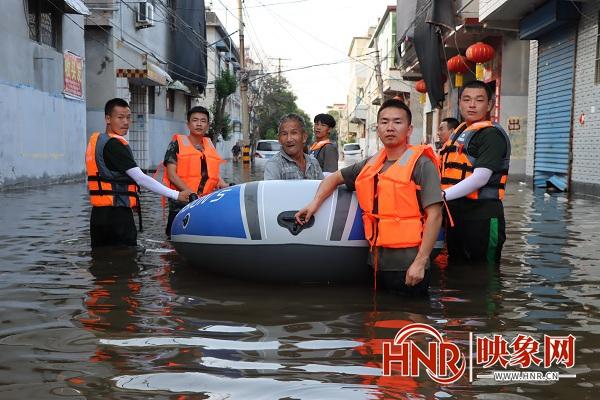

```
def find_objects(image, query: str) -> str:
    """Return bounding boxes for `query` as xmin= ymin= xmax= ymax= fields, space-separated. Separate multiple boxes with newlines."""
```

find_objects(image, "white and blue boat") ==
xmin=170 ymin=180 xmax=444 ymax=283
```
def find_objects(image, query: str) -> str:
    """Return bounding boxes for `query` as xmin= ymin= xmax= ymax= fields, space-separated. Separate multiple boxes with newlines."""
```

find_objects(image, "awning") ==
xmin=63 ymin=0 xmax=90 ymax=15
xmin=167 ymin=80 xmax=191 ymax=94
xmin=116 ymin=63 xmax=173 ymax=86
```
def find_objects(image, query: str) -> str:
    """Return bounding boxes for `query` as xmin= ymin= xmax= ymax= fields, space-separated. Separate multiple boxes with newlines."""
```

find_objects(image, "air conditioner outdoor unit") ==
xmin=136 ymin=2 xmax=154 ymax=27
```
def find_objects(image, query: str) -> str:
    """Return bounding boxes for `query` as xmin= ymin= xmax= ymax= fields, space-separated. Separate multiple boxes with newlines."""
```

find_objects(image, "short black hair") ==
xmin=442 ymin=117 xmax=460 ymax=130
xmin=105 ymin=98 xmax=129 ymax=116
xmin=187 ymin=106 xmax=210 ymax=122
xmin=313 ymin=113 xmax=336 ymax=128
xmin=459 ymin=80 xmax=493 ymax=101
xmin=377 ymin=98 xmax=412 ymax=124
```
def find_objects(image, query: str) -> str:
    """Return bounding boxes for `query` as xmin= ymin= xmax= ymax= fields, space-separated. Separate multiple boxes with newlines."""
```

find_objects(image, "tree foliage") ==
xmin=253 ymin=75 xmax=313 ymax=141
xmin=208 ymin=70 xmax=237 ymax=142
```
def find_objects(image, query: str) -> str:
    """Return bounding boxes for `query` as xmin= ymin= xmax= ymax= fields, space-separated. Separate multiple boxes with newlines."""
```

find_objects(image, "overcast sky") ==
xmin=211 ymin=0 xmax=395 ymax=118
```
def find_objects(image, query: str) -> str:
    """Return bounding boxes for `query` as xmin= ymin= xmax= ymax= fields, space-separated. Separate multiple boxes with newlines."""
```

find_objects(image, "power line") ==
xmin=253 ymin=0 xmax=396 ymax=82
xmin=249 ymin=56 xmax=375 ymax=83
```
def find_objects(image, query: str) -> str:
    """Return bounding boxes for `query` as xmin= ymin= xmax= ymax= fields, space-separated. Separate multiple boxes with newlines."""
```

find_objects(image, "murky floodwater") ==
xmin=1 ymin=161 xmax=599 ymax=399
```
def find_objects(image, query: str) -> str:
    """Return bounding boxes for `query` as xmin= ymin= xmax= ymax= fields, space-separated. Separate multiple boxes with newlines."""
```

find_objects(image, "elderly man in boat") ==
xmin=296 ymin=99 xmax=443 ymax=296
xmin=264 ymin=114 xmax=324 ymax=180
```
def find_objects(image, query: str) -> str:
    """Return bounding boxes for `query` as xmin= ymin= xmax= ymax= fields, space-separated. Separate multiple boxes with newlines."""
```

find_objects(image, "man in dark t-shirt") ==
xmin=86 ymin=98 xmax=191 ymax=248
xmin=295 ymin=99 xmax=442 ymax=296
xmin=440 ymin=81 xmax=511 ymax=264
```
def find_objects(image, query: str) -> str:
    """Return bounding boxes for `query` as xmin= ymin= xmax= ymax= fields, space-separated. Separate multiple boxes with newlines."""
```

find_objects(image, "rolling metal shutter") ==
xmin=534 ymin=27 xmax=577 ymax=188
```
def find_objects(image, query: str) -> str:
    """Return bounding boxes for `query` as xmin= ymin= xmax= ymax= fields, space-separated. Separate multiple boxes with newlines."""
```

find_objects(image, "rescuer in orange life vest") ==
xmin=86 ymin=98 xmax=192 ymax=248
xmin=309 ymin=113 xmax=338 ymax=173
xmin=436 ymin=117 xmax=459 ymax=155
xmin=296 ymin=99 xmax=443 ymax=295
xmin=162 ymin=106 xmax=229 ymax=236
xmin=440 ymin=80 xmax=511 ymax=264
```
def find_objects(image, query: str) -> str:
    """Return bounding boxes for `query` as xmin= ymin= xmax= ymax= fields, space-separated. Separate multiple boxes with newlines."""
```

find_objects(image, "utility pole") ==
xmin=268 ymin=57 xmax=290 ymax=82
xmin=374 ymin=45 xmax=385 ymax=151
xmin=238 ymin=0 xmax=250 ymax=163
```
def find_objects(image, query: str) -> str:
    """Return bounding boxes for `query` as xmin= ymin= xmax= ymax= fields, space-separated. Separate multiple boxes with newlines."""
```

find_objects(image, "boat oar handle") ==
xmin=277 ymin=211 xmax=314 ymax=236
xmin=189 ymin=193 xmax=199 ymax=202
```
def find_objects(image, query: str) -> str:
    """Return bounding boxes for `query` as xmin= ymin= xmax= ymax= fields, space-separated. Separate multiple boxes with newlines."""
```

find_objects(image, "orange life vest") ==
xmin=355 ymin=145 xmax=438 ymax=249
xmin=163 ymin=134 xmax=224 ymax=196
xmin=309 ymin=139 xmax=332 ymax=156
xmin=85 ymin=132 xmax=139 ymax=208
xmin=440 ymin=121 xmax=511 ymax=200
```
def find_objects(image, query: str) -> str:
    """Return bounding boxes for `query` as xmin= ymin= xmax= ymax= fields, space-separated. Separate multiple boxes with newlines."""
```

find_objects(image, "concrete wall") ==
xmin=148 ymin=116 xmax=186 ymax=169
xmin=0 ymin=2 xmax=86 ymax=189
xmin=499 ymin=36 xmax=530 ymax=176
xmin=571 ymin=1 xmax=600 ymax=193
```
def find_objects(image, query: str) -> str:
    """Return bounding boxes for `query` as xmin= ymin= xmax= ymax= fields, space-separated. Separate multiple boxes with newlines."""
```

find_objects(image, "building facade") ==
xmin=397 ymin=0 xmax=530 ymax=175
xmin=195 ymin=9 xmax=242 ymax=160
xmin=85 ymin=0 xmax=208 ymax=170
xmin=0 ymin=0 xmax=89 ymax=189
xmin=345 ymin=33 xmax=371 ymax=149
xmin=482 ymin=0 xmax=599 ymax=194
xmin=364 ymin=6 xmax=413 ymax=156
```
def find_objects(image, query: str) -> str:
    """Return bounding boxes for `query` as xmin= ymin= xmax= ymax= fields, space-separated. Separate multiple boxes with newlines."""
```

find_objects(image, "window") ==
xmin=166 ymin=89 xmax=175 ymax=112
xmin=186 ymin=95 xmax=191 ymax=115
xmin=596 ymin=13 xmax=600 ymax=84
xmin=28 ymin=0 xmax=61 ymax=50
xmin=148 ymin=86 xmax=155 ymax=114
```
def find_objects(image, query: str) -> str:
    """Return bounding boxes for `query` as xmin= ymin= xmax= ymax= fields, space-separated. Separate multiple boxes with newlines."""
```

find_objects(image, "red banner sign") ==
xmin=64 ymin=51 xmax=83 ymax=99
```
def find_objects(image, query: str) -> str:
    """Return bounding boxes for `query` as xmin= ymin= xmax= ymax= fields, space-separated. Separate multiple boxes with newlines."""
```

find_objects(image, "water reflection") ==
xmin=0 ymin=165 xmax=599 ymax=399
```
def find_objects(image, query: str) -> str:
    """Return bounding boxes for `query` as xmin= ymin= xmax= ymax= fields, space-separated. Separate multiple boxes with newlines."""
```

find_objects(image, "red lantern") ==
xmin=415 ymin=79 xmax=427 ymax=104
xmin=447 ymin=55 xmax=470 ymax=87
xmin=466 ymin=42 xmax=495 ymax=80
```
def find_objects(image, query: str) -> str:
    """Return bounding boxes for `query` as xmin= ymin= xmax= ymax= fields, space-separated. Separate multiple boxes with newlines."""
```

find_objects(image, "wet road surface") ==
xmin=0 ymin=160 xmax=599 ymax=399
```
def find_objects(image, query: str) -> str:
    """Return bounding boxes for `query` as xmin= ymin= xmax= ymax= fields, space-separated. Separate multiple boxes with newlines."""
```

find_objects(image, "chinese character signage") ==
xmin=63 ymin=51 xmax=83 ymax=99
xmin=382 ymin=323 xmax=576 ymax=384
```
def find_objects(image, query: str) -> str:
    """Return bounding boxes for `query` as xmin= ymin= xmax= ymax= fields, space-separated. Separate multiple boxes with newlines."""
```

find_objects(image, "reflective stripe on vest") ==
xmin=355 ymin=145 xmax=439 ymax=249
xmin=85 ymin=132 xmax=139 ymax=208
xmin=440 ymin=121 xmax=511 ymax=200
xmin=163 ymin=134 xmax=224 ymax=196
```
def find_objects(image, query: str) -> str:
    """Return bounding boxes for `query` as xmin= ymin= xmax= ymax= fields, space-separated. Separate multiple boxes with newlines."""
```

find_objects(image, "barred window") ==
xmin=166 ymin=89 xmax=175 ymax=112
xmin=27 ymin=0 xmax=61 ymax=50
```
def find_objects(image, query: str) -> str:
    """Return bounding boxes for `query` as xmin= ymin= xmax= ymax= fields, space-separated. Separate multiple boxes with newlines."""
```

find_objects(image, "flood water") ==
xmin=1 ymin=161 xmax=599 ymax=399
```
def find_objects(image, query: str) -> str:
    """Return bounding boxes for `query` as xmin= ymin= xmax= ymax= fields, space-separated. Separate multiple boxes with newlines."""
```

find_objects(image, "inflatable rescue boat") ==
xmin=170 ymin=180 xmax=370 ymax=282
xmin=170 ymin=180 xmax=444 ymax=283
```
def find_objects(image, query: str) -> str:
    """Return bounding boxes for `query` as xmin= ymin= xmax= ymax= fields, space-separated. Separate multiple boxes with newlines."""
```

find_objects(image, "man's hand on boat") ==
xmin=295 ymin=201 xmax=319 ymax=225
xmin=295 ymin=171 xmax=345 ymax=225
xmin=177 ymin=189 xmax=194 ymax=202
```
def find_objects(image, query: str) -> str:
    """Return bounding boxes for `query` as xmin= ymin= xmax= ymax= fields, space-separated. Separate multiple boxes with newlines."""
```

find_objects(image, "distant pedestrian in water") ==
xmin=310 ymin=113 xmax=338 ymax=173
xmin=231 ymin=142 xmax=241 ymax=162
xmin=264 ymin=114 xmax=323 ymax=180
xmin=85 ymin=98 xmax=192 ymax=248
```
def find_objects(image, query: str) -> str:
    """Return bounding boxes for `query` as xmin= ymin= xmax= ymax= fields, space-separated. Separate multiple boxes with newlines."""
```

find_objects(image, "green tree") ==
xmin=253 ymin=75 xmax=313 ymax=140
xmin=326 ymin=109 xmax=340 ymax=144
xmin=208 ymin=70 xmax=237 ymax=142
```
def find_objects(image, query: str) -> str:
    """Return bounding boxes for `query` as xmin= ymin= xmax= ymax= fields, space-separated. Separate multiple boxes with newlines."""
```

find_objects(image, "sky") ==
xmin=210 ymin=0 xmax=396 ymax=118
